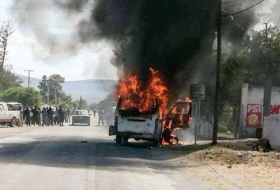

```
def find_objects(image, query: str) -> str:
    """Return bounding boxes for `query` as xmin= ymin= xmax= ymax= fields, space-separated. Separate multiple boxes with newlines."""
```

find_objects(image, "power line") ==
xmin=8 ymin=41 xmax=112 ymax=53
xmin=222 ymin=0 xmax=240 ymax=4
xmin=221 ymin=0 xmax=265 ymax=17
xmin=0 ymin=19 xmax=80 ymax=29
xmin=0 ymin=6 xmax=92 ymax=13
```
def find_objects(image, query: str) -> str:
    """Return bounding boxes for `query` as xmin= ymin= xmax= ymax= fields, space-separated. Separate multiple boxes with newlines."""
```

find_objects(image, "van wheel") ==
xmin=122 ymin=137 xmax=128 ymax=146
xmin=153 ymin=138 xmax=159 ymax=147
xmin=9 ymin=117 xmax=17 ymax=127
xmin=116 ymin=134 xmax=122 ymax=145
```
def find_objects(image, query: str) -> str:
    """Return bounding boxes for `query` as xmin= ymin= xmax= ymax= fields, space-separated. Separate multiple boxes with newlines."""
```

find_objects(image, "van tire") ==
xmin=153 ymin=138 xmax=159 ymax=147
xmin=9 ymin=117 xmax=17 ymax=127
xmin=122 ymin=137 xmax=128 ymax=146
xmin=116 ymin=134 xmax=122 ymax=145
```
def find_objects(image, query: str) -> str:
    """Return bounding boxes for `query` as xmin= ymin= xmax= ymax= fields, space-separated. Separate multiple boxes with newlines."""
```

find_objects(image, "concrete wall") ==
xmin=263 ymin=116 xmax=280 ymax=150
xmin=240 ymin=84 xmax=280 ymax=137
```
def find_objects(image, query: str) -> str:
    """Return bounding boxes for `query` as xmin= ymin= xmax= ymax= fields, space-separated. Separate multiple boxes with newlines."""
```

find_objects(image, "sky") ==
xmin=0 ymin=0 xmax=118 ymax=81
xmin=0 ymin=0 xmax=276 ymax=82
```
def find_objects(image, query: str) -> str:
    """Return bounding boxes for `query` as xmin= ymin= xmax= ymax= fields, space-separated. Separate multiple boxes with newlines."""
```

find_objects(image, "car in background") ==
xmin=0 ymin=102 xmax=22 ymax=127
xmin=71 ymin=110 xmax=91 ymax=126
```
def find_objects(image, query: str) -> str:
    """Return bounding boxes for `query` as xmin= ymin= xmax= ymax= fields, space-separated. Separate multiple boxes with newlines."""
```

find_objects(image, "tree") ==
xmin=38 ymin=74 xmax=65 ymax=104
xmin=74 ymin=98 xmax=88 ymax=110
xmin=1 ymin=87 xmax=41 ymax=106
xmin=242 ymin=26 xmax=280 ymax=86
xmin=0 ymin=21 xmax=13 ymax=72
xmin=0 ymin=65 xmax=22 ymax=92
xmin=221 ymin=26 xmax=280 ymax=102
xmin=47 ymin=74 xmax=65 ymax=104
xmin=38 ymin=75 xmax=48 ymax=102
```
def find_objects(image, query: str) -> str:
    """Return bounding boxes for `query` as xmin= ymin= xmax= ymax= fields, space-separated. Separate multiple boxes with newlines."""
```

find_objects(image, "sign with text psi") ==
xmin=246 ymin=104 xmax=262 ymax=128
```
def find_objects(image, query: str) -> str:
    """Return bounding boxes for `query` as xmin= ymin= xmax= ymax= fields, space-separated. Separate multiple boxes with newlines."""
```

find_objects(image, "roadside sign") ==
xmin=246 ymin=104 xmax=262 ymax=128
xmin=190 ymin=84 xmax=205 ymax=100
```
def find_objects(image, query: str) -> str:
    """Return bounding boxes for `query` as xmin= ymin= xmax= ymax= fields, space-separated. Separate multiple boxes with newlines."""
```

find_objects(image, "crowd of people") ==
xmin=23 ymin=106 xmax=72 ymax=127
xmin=19 ymin=105 xmax=115 ymax=127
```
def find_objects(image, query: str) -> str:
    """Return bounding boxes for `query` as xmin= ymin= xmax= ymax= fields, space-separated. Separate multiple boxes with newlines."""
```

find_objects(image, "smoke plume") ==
xmin=86 ymin=0 xmax=258 ymax=102
xmin=10 ymin=0 xmax=263 ymax=101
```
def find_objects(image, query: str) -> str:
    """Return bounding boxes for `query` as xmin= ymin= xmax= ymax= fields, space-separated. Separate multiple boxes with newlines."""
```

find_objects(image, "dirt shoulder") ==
xmin=163 ymin=140 xmax=280 ymax=189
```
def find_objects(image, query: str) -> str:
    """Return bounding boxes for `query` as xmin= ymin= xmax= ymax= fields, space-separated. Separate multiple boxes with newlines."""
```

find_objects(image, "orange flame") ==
xmin=117 ymin=68 xmax=168 ymax=115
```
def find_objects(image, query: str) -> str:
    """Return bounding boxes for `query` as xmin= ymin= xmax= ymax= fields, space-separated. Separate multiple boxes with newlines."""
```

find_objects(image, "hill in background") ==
xmin=17 ymin=74 xmax=117 ymax=104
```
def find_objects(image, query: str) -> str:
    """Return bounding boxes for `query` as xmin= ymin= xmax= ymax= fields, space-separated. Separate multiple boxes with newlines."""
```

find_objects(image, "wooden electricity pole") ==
xmin=24 ymin=69 xmax=34 ymax=87
xmin=263 ymin=23 xmax=272 ymax=118
xmin=212 ymin=0 xmax=222 ymax=145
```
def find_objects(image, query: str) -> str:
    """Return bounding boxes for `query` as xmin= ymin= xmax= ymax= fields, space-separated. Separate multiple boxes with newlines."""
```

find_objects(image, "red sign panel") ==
xmin=270 ymin=105 xmax=280 ymax=115
xmin=246 ymin=104 xmax=262 ymax=128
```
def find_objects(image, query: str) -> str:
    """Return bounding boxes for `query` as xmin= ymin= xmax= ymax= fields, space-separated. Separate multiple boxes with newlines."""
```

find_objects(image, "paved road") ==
xmin=0 ymin=116 xmax=269 ymax=190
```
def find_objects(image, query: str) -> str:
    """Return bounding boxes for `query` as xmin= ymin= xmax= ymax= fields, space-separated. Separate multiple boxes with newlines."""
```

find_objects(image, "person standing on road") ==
xmin=58 ymin=106 xmax=64 ymax=127
xmin=19 ymin=105 xmax=24 ymax=127
xmin=65 ymin=108 xmax=71 ymax=123
xmin=98 ymin=109 xmax=104 ymax=126
xmin=93 ymin=109 xmax=97 ymax=118
xmin=54 ymin=108 xmax=59 ymax=125
xmin=42 ymin=107 xmax=48 ymax=126
xmin=32 ymin=106 xmax=39 ymax=126
xmin=24 ymin=107 xmax=31 ymax=126
xmin=37 ymin=107 xmax=42 ymax=126
xmin=47 ymin=107 xmax=54 ymax=126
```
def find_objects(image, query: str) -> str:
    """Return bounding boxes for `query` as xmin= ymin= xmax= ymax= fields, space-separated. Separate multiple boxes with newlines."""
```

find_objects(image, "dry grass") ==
xmin=184 ymin=140 xmax=280 ymax=168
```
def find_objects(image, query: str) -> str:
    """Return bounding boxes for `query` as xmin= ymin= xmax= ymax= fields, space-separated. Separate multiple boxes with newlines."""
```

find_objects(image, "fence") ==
xmin=191 ymin=101 xmax=241 ymax=140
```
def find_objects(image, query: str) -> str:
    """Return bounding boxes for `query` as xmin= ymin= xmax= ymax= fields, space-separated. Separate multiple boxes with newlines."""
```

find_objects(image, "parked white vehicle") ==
xmin=0 ymin=102 xmax=22 ymax=127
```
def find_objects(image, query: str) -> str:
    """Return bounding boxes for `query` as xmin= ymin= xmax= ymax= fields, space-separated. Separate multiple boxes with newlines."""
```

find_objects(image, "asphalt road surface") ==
xmin=0 ymin=116 xmax=266 ymax=190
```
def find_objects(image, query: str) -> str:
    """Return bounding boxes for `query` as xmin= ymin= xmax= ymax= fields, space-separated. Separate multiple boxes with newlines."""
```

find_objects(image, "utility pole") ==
xmin=263 ymin=23 xmax=272 ymax=118
xmin=80 ymin=96 xmax=82 ymax=109
xmin=55 ymin=88 xmax=57 ymax=105
xmin=47 ymin=84 xmax=50 ymax=105
xmin=24 ymin=69 xmax=34 ymax=87
xmin=212 ymin=0 xmax=222 ymax=145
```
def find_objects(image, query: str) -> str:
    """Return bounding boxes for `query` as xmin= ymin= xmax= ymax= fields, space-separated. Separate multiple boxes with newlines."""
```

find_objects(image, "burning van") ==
xmin=109 ymin=68 xmax=192 ymax=146
xmin=109 ymin=97 xmax=192 ymax=147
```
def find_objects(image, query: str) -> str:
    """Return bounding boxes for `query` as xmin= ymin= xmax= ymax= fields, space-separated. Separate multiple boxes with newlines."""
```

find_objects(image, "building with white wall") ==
xmin=240 ymin=84 xmax=280 ymax=150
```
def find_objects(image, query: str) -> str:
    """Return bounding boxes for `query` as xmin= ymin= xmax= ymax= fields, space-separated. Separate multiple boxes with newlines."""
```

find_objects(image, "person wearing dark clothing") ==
xmin=54 ymin=108 xmax=59 ymax=125
xmin=98 ymin=109 xmax=104 ymax=125
xmin=47 ymin=107 xmax=54 ymax=126
xmin=37 ymin=108 xmax=41 ymax=126
xmin=93 ymin=109 xmax=97 ymax=118
xmin=24 ymin=107 xmax=31 ymax=126
xmin=42 ymin=108 xmax=48 ymax=126
xmin=58 ymin=106 xmax=64 ymax=127
xmin=32 ymin=106 xmax=40 ymax=126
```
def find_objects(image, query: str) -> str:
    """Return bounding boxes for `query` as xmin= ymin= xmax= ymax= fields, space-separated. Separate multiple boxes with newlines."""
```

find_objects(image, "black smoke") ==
xmin=80 ymin=0 xmax=257 ymax=102
xmin=10 ymin=0 xmax=260 ymax=102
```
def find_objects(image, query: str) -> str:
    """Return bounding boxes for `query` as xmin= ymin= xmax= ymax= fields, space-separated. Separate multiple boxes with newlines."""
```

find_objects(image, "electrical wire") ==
xmin=221 ymin=0 xmax=265 ymax=17
xmin=0 ymin=6 xmax=92 ymax=13
xmin=8 ymin=41 xmax=113 ymax=53
xmin=222 ymin=0 xmax=240 ymax=4
xmin=0 ymin=19 xmax=78 ymax=29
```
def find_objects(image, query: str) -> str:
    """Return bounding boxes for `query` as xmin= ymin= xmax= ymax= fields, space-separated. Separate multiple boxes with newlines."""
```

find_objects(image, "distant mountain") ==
xmin=16 ymin=74 xmax=117 ymax=104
